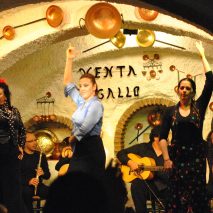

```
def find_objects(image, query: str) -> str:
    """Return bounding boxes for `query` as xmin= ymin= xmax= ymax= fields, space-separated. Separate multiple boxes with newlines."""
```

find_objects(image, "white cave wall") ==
xmin=0 ymin=0 xmax=212 ymax=162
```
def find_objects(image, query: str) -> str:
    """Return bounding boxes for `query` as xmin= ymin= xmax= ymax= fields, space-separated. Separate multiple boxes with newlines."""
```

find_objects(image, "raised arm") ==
xmin=195 ymin=41 xmax=211 ymax=73
xmin=63 ymin=46 xmax=77 ymax=86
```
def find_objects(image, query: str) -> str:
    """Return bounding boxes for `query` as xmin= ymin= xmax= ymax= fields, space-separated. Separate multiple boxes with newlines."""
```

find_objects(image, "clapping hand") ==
xmin=66 ymin=45 xmax=81 ymax=59
xmin=18 ymin=146 xmax=24 ymax=160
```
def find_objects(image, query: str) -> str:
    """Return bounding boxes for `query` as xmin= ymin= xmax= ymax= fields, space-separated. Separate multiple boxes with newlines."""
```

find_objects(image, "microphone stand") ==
xmin=142 ymin=179 xmax=165 ymax=210
xmin=129 ymin=125 xmax=151 ymax=145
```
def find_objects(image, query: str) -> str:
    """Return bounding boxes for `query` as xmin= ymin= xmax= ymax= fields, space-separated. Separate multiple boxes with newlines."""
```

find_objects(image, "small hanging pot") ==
xmin=110 ymin=30 xmax=126 ymax=48
xmin=3 ymin=25 xmax=15 ymax=40
xmin=46 ymin=5 xmax=64 ymax=27
xmin=85 ymin=2 xmax=122 ymax=39
xmin=150 ymin=70 xmax=156 ymax=78
xmin=147 ymin=111 xmax=162 ymax=126
xmin=136 ymin=7 xmax=158 ymax=21
xmin=136 ymin=29 xmax=155 ymax=47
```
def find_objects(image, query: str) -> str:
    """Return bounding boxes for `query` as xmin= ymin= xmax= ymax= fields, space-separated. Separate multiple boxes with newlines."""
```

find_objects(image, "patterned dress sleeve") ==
xmin=196 ymin=71 xmax=213 ymax=116
xmin=16 ymin=108 xmax=26 ymax=148
xmin=160 ymin=106 xmax=173 ymax=141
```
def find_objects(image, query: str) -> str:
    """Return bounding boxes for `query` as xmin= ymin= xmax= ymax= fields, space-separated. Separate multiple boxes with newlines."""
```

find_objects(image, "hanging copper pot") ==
xmin=32 ymin=115 xmax=40 ymax=122
xmin=147 ymin=111 xmax=162 ymax=126
xmin=110 ymin=30 xmax=126 ymax=48
xmin=85 ymin=2 xmax=122 ymax=39
xmin=150 ymin=70 xmax=156 ymax=78
xmin=136 ymin=29 xmax=155 ymax=47
xmin=50 ymin=114 xmax=57 ymax=121
xmin=3 ymin=25 xmax=15 ymax=40
xmin=136 ymin=7 xmax=158 ymax=21
xmin=186 ymin=74 xmax=192 ymax=79
xmin=170 ymin=65 xmax=176 ymax=71
xmin=46 ymin=5 xmax=64 ymax=28
xmin=135 ymin=123 xmax=143 ymax=130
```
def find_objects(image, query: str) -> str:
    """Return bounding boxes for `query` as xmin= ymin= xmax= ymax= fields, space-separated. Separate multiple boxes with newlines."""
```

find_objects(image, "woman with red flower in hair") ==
xmin=0 ymin=79 xmax=27 ymax=213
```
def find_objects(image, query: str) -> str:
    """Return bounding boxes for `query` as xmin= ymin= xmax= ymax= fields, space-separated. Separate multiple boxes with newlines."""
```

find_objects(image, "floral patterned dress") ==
xmin=160 ymin=71 xmax=213 ymax=213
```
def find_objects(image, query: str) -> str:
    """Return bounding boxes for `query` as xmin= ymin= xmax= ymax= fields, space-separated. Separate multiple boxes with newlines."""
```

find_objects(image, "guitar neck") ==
xmin=139 ymin=165 xmax=164 ymax=171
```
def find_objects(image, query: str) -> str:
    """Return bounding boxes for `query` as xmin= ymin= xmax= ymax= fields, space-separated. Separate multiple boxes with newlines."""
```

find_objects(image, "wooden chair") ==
xmin=32 ymin=196 xmax=46 ymax=213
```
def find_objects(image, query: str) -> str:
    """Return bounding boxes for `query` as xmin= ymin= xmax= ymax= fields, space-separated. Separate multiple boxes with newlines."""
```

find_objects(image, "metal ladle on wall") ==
xmin=0 ymin=5 xmax=64 ymax=40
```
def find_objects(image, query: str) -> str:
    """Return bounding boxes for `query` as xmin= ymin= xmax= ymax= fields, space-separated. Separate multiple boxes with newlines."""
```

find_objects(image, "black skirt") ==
xmin=68 ymin=135 xmax=106 ymax=179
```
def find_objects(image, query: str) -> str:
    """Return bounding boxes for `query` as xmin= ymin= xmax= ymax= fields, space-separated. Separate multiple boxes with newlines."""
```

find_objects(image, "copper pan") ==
xmin=46 ymin=5 xmax=64 ymax=28
xmin=85 ymin=2 xmax=122 ymax=39
xmin=136 ymin=29 xmax=155 ymax=47
xmin=136 ymin=7 xmax=158 ymax=21
xmin=3 ymin=25 xmax=15 ymax=40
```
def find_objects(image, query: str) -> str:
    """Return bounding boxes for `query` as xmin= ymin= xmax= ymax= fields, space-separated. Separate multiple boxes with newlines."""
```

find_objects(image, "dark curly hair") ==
xmin=0 ymin=82 xmax=11 ymax=107
xmin=178 ymin=77 xmax=196 ymax=99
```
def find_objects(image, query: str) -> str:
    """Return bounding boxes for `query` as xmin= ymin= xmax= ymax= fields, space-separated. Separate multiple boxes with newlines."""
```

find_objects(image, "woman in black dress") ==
xmin=159 ymin=42 xmax=213 ymax=213
xmin=206 ymin=130 xmax=213 ymax=206
xmin=0 ymin=79 xmax=26 ymax=213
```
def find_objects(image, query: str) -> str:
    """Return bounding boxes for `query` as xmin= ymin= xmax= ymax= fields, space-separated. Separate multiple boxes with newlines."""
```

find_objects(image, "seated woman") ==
xmin=55 ymin=137 xmax=73 ymax=176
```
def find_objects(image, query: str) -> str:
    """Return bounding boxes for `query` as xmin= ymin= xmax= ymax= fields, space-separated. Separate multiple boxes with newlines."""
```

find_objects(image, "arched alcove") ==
xmin=114 ymin=97 xmax=175 ymax=153
xmin=24 ymin=115 xmax=72 ymax=130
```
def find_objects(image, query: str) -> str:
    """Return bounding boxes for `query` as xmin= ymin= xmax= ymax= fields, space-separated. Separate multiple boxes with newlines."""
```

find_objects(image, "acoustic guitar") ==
xmin=120 ymin=153 xmax=164 ymax=183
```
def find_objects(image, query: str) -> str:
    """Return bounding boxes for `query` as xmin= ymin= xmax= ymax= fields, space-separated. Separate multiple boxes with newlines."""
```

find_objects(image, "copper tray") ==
xmin=85 ymin=2 xmax=122 ymax=38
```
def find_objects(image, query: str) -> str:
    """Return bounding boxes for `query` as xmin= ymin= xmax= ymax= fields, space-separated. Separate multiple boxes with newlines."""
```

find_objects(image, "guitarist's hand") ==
xmin=164 ymin=159 xmax=173 ymax=170
xmin=127 ymin=160 xmax=139 ymax=171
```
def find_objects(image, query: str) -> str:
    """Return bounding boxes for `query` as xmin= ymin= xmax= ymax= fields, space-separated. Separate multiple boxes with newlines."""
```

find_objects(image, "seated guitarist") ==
xmin=117 ymin=126 xmax=168 ymax=213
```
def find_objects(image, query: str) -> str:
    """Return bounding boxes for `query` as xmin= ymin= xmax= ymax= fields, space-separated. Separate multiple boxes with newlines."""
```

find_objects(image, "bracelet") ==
xmin=164 ymin=159 xmax=170 ymax=161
